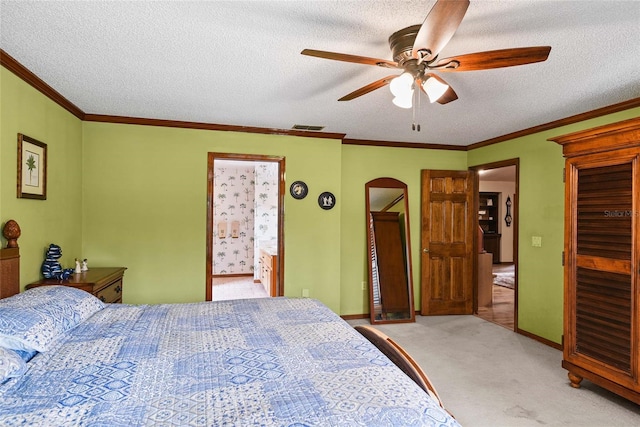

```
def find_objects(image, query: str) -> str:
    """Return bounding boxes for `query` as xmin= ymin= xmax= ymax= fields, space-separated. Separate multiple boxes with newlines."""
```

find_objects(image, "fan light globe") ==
xmin=389 ymin=72 xmax=413 ymax=97
xmin=392 ymin=90 xmax=413 ymax=109
xmin=422 ymin=77 xmax=449 ymax=103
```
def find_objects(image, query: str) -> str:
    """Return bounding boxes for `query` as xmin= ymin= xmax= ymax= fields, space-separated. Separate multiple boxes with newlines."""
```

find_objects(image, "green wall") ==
xmin=81 ymin=122 xmax=344 ymax=310
xmin=3 ymin=63 xmax=639 ymax=346
xmin=81 ymin=123 xmax=467 ymax=315
xmin=0 ymin=67 xmax=83 ymax=285
xmin=467 ymin=106 xmax=640 ymax=344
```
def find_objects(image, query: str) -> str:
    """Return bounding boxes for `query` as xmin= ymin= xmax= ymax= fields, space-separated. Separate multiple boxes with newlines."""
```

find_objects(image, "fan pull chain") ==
xmin=412 ymin=96 xmax=416 ymax=131
xmin=418 ymin=89 xmax=421 ymax=132
xmin=412 ymin=86 xmax=421 ymax=132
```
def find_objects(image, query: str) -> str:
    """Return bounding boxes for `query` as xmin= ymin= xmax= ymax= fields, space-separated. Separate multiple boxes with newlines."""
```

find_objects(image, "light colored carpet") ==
xmin=348 ymin=315 xmax=640 ymax=426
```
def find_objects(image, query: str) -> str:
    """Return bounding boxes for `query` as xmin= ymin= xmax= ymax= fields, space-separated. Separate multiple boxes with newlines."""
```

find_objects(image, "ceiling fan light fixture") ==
xmin=422 ymin=76 xmax=449 ymax=103
xmin=392 ymin=91 xmax=413 ymax=109
xmin=389 ymin=72 xmax=413 ymax=97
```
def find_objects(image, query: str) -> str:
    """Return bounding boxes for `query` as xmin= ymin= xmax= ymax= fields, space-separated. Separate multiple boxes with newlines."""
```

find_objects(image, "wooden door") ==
xmin=421 ymin=170 xmax=476 ymax=315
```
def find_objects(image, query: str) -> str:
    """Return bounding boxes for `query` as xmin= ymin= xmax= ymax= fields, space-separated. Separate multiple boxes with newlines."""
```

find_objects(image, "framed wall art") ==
xmin=17 ymin=134 xmax=47 ymax=200
xmin=290 ymin=181 xmax=308 ymax=200
xmin=318 ymin=191 xmax=336 ymax=210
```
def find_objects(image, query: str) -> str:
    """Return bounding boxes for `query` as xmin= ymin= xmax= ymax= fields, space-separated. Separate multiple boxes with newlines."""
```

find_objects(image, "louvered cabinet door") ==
xmin=563 ymin=151 xmax=640 ymax=400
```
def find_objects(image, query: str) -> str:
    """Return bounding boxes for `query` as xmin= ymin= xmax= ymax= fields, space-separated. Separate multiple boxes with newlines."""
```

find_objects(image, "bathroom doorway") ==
xmin=206 ymin=153 xmax=285 ymax=301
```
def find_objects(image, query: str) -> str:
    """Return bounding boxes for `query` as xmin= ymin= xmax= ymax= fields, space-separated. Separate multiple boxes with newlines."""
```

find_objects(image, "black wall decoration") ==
xmin=290 ymin=181 xmax=308 ymax=200
xmin=318 ymin=192 xmax=336 ymax=210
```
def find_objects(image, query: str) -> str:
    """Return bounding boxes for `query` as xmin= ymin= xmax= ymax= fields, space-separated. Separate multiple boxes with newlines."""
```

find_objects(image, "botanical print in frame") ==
xmin=17 ymin=133 xmax=47 ymax=200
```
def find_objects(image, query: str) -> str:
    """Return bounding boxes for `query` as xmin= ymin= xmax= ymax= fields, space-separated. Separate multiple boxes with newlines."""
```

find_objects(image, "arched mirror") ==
xmin=365 ymin=177 xmax=415 ymax=324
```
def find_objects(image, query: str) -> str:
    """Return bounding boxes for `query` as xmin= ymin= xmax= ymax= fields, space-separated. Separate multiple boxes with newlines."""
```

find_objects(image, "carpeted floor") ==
xmin=347 ymin=315 xmax=640 ymax=426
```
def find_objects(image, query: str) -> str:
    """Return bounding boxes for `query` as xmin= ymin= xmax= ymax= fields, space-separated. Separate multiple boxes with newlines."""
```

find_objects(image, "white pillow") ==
xmin=0 ymin=347 xmax=27 ymax=384
xmin=0 ymin=285 xmax=105 ymax=352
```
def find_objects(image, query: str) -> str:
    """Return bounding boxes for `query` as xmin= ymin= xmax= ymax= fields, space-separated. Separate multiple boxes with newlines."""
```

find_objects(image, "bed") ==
xmin=0 ymin=246 xmax=459 ymax=426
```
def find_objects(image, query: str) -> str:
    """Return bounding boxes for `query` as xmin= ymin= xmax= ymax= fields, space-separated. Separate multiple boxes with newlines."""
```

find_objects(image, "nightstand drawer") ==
xmin=96 ymin=279 xmax=123 ymax=303
xmin=27 ymin=267 xmax=126 ymax=303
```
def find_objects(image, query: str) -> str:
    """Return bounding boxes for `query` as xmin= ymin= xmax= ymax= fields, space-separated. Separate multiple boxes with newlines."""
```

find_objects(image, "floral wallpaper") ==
xmin=254 ymin=163 xmax=279 ymax=275
xmin=212 ymin=161 xmax=278 ymax=276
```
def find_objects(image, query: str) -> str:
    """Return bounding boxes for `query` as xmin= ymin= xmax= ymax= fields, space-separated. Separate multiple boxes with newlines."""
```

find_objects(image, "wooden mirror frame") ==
xmin=365 ymin=177 xmax=415 ymax=324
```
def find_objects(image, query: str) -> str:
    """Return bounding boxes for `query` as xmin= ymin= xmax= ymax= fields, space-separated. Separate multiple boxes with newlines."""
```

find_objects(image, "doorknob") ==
xmin=423 ymin=248 xmax=429 ymax=253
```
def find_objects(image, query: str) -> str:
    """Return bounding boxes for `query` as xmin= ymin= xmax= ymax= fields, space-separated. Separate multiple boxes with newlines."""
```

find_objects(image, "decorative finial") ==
xmin=2 ymin=220 xmax=21 ymax=248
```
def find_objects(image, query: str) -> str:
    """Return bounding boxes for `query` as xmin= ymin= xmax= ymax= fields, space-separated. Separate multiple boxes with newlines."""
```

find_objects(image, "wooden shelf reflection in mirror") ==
xmin=365 ymin=177 xmax=415 ymax=324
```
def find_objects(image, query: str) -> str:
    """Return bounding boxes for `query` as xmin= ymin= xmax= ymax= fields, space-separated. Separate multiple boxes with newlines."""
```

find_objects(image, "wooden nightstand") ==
xmin=26 ymin=267 xmax=126 ymax=303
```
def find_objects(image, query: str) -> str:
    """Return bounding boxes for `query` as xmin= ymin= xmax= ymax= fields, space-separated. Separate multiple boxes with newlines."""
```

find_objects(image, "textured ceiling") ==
xmin=1 ymin=1 xmax=639 ymax=146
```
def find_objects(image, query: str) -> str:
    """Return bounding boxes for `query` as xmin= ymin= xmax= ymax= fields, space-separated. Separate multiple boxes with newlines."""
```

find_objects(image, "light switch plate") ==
xmin=532 ymin=236 xmax=542 ymax=247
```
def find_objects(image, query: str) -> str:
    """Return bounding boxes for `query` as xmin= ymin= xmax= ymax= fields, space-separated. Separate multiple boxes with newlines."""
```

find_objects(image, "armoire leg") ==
xmin=568 ymin=372 xmax=583 ymax=388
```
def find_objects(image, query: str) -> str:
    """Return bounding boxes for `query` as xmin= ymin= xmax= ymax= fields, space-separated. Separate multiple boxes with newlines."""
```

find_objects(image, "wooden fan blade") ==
xmin=338 ymin=75 xmax=397 ymax=101
xmin=434 ymin=46 xmax=552 ymax=72
xmin=437 ymin=86 xmax=458 ymax=104
xmin=412 ymin=0 xmax=470 ymax=61
xmin=301 ymin=49 xmax=398 ymax=68
xmin=421 ymin=73 xmax=458 ymax=104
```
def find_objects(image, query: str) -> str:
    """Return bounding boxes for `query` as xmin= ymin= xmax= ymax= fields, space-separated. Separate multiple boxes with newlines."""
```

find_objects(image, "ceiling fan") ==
xmin=301 ymin=0 xmax=551 ymax=111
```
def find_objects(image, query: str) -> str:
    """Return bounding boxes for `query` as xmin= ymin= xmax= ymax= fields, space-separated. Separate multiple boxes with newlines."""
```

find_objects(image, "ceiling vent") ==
xmin=292 ymin=124 xmax=325 ymax=131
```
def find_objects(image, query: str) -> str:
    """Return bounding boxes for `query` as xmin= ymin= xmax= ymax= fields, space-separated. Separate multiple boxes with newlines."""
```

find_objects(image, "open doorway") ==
xmin=472 ymin=160 xmax=518 ymax=330
xmin=206 ymin=153 xmax=285 ymax=301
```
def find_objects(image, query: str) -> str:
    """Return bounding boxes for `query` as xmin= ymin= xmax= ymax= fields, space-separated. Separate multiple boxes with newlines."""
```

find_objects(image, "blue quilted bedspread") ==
xmin=0 ymin=297 xmax=460 ymax=426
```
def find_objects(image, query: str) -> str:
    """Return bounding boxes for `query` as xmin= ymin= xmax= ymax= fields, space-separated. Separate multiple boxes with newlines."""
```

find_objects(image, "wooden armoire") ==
xmin=550 ymin=117 xmax=640 ymax=404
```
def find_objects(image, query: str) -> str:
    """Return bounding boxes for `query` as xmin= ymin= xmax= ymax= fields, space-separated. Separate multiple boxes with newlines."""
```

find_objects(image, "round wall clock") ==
xmin=290 ymin=181 xmax=308 ymax=199
xmin=318 ymin=192 xmax=336 ymax=210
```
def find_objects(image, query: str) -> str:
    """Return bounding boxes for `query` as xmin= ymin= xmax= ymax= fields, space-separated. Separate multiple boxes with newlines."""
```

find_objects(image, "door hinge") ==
xmin=561 ymin=251 xmax=565 ymax=266
xmin=562 ymin=168 xmax=566 ymax=183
